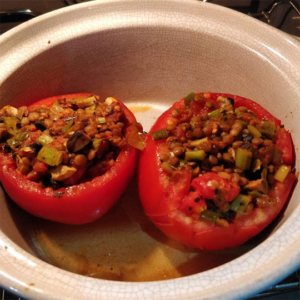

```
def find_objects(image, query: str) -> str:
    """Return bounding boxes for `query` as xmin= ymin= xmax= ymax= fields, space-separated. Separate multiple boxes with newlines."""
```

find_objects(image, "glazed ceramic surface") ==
xmin=0 ymin=1 xmax=300 ymax=299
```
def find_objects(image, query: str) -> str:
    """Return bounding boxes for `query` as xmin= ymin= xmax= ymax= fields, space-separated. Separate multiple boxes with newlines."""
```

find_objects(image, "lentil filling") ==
xmin=152 ymin=92 xmax=294 ymax=227
xmin=0 ymin=95 xmax=143 ymax=190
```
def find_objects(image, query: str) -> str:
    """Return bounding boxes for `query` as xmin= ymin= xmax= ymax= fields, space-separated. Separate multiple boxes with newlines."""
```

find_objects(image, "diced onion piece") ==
xmin=51 ymin=165 xmax=77 ymax=181
xmin=105 ymin=97 xmax=117 ymax=105
xmin=245 ymin=178 xmax=268 ymax=194
xmin=184 ymin=92 xmax=195 ymax=107
xmin=126 ymin=124 xmax=145 ymax=150
xmin=3 ymin=105 xmax=19 ymax=117
xmin=68 ymin=96 xmax=97 ymax=108
xmin=96 ymin=117 xmax=106 ymax=124
xmin=37 ymin=133 xmax=54 ymax=146
xmin=217 ymin=96 xmax=233 ymax=108
xmin=252 ymin=158 xmax=262 ymax=172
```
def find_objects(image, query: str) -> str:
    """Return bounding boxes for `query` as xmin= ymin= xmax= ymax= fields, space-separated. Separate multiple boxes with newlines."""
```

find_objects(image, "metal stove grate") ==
xmin=1 ymin=289 xmax=21 ymax=300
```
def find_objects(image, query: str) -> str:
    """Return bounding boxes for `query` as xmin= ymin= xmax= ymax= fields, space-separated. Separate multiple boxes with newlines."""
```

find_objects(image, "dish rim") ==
xmin=0 ymin=1 xmax=300 ymax=300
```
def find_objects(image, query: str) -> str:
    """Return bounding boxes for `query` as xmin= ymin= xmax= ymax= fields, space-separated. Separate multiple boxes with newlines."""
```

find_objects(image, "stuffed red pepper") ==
xmin=138 ymin=92 xmax=297 ymax=250
xmin=0 ymin=93 xmax=143 ymax=224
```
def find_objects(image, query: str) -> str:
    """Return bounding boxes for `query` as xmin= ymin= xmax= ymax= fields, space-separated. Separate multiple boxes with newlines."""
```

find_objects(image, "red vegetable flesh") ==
xmin=0 ymin=93 xmax=140 ymax=224
xmin=138 ymin=92 xmax=297 ymax=250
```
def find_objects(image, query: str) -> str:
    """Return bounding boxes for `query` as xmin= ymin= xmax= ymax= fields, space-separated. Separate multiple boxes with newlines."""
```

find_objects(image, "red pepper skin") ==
xmin=0 ymin=93 xmax=138 ymax=224
xmin=138 ymin=92 xmax=296 ymax=250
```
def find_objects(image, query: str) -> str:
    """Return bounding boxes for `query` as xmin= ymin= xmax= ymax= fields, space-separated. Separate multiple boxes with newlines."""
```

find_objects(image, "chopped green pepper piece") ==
xmin=151 ymin=129 xmax=169 ymax=141
xmin=85 ymin=104 xmax=96 ymax=114
xmin=235 ymin=148 xmax=252 ymax=170
xmin=4 ymin=117 xmax=19 ymax=135
xmin=240 ymin=121 xmax=248 ymax=129
xmin=37 ymin=133 xmax=54 ymax=146
xmin=171 ymin=109 xmax=181 ymax=117
xmin=52 ymin=101 xmax=60 ymax=107
xmin=67 ymin=131 xmax=91 ymax=153
xmin=190 ymin=137 xmax=208 ymax=147
xmin=185 ymin=150 xmax=205 ymax=161
xmin=37 ymin=146 xmax=63 ymax=166
xmin=230 ymin=194 xmax=252 ymax=212
xmin=248 ymin=124 xmax=262 ymax=138
xmin=6 ymin=138 xmax=18 ymax=149
xmin=234 ymin=108 xmax=241 ymax=116
xmin=248 ymin=191 xmax=264 ymax=198
xmin=184 ymin=92 xmax=195 ymax=107
xmin=50 ymin=101 xmax=63 ymax=115
xmin=16 ymin=131 xmax=28 ymax=143
xmin=208 ymin=109 xmax=223 ymax=119
xmin=200 ymin=210 xmax=219 ymax=223
xmin=17 ymin=111 xmax=24 ymax=121
xmin=274 ymin=165 xmax=291 ymax=182
xmin=6 ymin=131 xmax=29 ymax=149
xmin=258 ymin=120 xmax=276 ymax=138
xmin=64 ymin=120 xmax=74 ymax=132
xmin=161 ymin=162 xmax=174 ymax=174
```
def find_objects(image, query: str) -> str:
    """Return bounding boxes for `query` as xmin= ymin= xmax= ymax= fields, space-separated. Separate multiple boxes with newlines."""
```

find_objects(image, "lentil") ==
xmin=211 ymin=166 xmax=224 ymax=173
xmin=193 ymin=128 xmax=203 ymax=138
xmin=28 ymin=112 xmax=40 ymax=122
xmin=173 ymin=146 xmax=185 ymax=156
xmin=208 ymin=155 xmax=218 ymax=165
xmin=238 ymin=106 xmax=248 ymax=112
xmin=74 ymin=154 xmax=87 ymax=166
xmin=252 ymin=137 xmax=263 ymax=146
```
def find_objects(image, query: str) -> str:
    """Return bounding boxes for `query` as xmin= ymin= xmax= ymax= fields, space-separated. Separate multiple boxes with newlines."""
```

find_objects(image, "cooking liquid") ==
xmin=28 ymin=175 xmax=269 ymax=282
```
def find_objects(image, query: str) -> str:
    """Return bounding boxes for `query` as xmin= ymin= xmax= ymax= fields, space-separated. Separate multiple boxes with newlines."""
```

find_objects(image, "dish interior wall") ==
xmin=0 ymin=24 xmax=299 ymax=280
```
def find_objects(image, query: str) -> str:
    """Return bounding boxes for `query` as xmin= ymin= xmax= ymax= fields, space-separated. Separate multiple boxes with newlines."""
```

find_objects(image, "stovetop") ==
xmin=0 ymin=1 xmax=299 ymax=300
